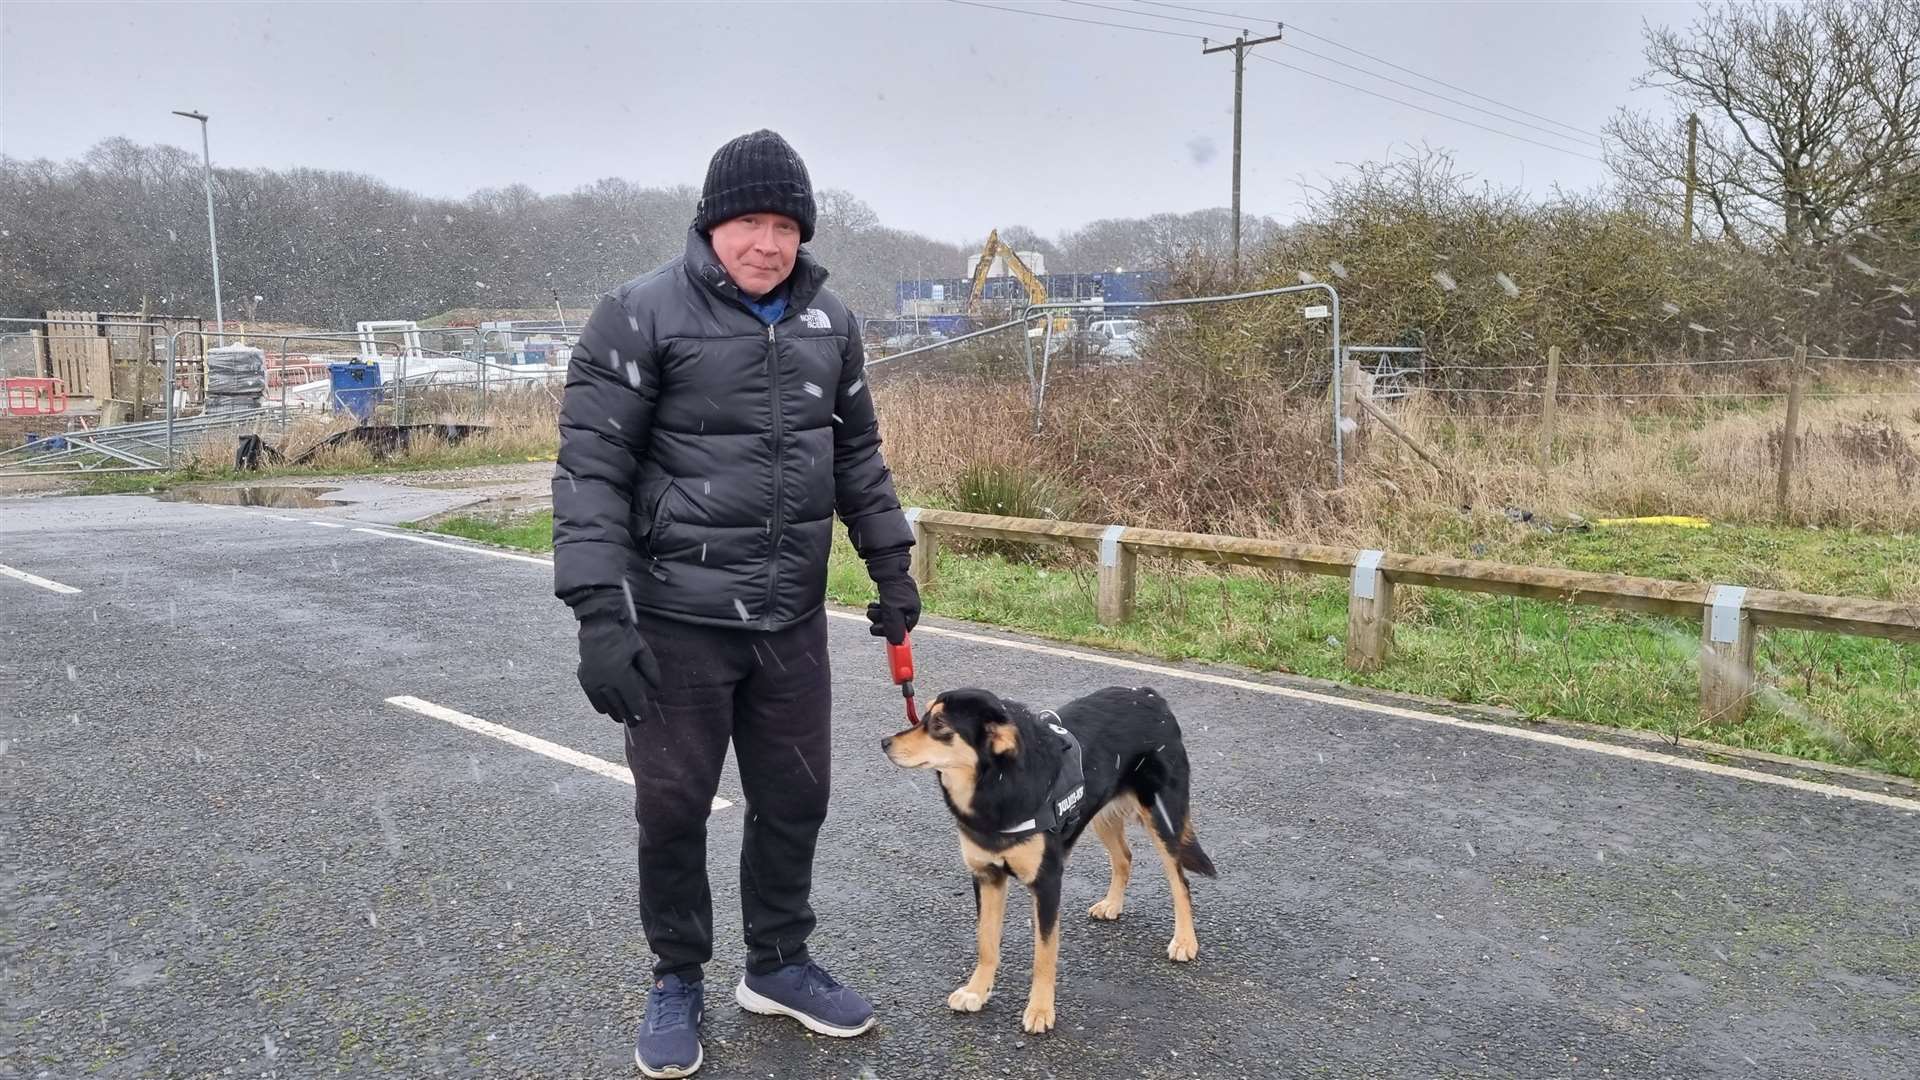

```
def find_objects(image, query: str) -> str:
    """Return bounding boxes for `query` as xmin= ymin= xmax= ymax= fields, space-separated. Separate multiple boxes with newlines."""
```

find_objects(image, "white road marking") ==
xmin=386 ymin=695 xmax=732 ymax=810
xmin=351 ymin=527 xmax=554 ymax=566
xmin=350 ymin=530 xmax=1918 ymax=814
xmin=0 ymin=562 xmax=81 ymax=595
xmin=822 ymin=613 xmax=1920 ymax=815
xmin=307 ymin=520 xmax=346 ymax=529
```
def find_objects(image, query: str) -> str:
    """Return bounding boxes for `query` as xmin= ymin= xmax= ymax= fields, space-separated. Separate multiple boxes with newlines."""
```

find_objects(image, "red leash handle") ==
xmin=887 ymin=635 xmax=920 ymax=725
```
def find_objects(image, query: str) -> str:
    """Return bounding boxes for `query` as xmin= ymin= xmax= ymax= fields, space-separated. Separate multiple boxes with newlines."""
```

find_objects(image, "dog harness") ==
xmin=1000 ymin=711 xmax=1086 ymax=836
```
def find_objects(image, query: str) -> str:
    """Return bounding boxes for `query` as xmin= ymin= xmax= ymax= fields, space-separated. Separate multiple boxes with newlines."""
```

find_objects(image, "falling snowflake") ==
xmin=66 ymin=664 xmax=77 ymax=682
xmin=1431 ymin=270 xmax=1457 ymax=292
xmin=624 ymin=360 xmax=642 ymax=389
xmin=847 ymin=380 xmax=864 ymax=395
xmin=733 ymin=599 xmax=752 ymax=622
xmin=1495 ymin=272 xmax=1520 ymax=298
xmin=1843 ymin=253 xmax=1881 ymax=276
xmin=628 ymin=315 xmax=640 ymax=332
xmin=1297 ymin=270 xmax=1315 ymax=285
xmin=1660 ymin=301 xmax=1681 ymax=315
xmin=1328 ymin=260 xmax=1348 ymax=279
xmin=1687 ymin=323 xmax=1713 ymax=334
xmin=803 ymin=382 xmax=823 ymax=398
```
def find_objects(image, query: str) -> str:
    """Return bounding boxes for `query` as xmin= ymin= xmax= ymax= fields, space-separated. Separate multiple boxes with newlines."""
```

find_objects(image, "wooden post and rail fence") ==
xmin=899 ymin=507 xmax=1919 ymax=725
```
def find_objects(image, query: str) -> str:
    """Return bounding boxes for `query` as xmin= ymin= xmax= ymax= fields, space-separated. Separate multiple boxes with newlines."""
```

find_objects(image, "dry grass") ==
xmin=873 ymin=364 xmax=1920 ymax=542
xmin=165 ymin=387 xmax=561 ymax=474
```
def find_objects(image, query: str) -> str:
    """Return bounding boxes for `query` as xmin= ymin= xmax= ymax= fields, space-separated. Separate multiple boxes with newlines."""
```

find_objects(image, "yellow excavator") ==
xmin=966 ymin=229 xmax=1073 ymax=335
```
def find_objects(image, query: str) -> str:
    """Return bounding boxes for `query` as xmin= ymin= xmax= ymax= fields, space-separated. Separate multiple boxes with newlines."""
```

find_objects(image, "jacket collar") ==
xmin=683 ymin=225 xmax=829 ymax=320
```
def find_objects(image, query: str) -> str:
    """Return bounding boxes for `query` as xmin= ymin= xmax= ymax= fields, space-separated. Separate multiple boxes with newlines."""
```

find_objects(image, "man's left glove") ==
xmin=572 ymin=589 xmax=662 ymax=726
xmin=864 ymin=553 xmax=921 ymax=646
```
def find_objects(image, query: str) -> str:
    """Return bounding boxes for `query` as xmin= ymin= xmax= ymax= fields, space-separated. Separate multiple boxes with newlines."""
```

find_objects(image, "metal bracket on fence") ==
xmin=1351 ymin=549 xmax=1386 ymax=599
xmin=1709 ymin=585 xmax=1748 ymax=643
xmin=1099 ymin=524 xmax=1129 ymax=567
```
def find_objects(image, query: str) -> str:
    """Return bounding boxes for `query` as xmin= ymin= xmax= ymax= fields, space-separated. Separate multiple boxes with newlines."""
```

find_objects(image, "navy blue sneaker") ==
xmin=734 ymin=960 xmax=875 ymax=1037
xmin=634 ymin=974 xmax=703 ymax=1078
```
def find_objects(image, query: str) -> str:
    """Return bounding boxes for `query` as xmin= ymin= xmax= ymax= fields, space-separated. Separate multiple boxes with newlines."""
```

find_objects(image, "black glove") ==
xmin=865 ymin=553 xmax=921 ymax=646
xmin=572 ymin=590 xmax=662 ymax=725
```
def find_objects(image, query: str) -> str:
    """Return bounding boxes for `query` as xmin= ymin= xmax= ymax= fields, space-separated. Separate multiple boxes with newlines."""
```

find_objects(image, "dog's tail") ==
xmin=1134 ymin=740 xmax=1219 ymax=879
xmin=1176 ymin=822 xmax=1218 ymax=879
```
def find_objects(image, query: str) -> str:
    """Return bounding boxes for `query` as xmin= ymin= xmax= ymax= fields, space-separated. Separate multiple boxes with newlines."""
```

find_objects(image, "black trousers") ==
xmin=621 ymin=608 xmax=832 ymax=981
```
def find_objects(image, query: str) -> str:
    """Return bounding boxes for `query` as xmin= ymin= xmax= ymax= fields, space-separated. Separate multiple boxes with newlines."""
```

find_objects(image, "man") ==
xmin=552 ymin=129 xmax=920 ymax=1078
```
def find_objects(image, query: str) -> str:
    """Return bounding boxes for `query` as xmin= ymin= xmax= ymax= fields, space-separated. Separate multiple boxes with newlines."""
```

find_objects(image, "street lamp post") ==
xmin=171 ymin=109 xmax=225 ymax=345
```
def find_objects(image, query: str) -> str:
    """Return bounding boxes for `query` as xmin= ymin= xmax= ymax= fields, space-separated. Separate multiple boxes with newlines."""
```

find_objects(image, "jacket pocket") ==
xmin=630 ymin=480 xmax=673 ymax=542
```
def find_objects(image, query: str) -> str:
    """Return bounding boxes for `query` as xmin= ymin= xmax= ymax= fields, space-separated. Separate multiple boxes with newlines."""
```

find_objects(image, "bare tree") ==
xmin=1607 ymin=0 xmax=1920 ymax=253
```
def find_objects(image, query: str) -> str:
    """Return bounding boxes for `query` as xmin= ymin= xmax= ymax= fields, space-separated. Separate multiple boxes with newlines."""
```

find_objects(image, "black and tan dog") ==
xmin=881 ymin=686 xmax=1217 ymax=1033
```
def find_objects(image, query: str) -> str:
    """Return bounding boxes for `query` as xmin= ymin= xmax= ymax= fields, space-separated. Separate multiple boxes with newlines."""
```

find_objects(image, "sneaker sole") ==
xmin=733 ymin=981 xmax=876 ymax=1038
xmin=634 ymin=1043 xmax=702 ymax=1079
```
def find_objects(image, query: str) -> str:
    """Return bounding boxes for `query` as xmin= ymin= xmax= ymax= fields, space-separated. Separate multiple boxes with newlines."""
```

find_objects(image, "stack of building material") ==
xmin=205 ymin=345 xmax=266 ymax=416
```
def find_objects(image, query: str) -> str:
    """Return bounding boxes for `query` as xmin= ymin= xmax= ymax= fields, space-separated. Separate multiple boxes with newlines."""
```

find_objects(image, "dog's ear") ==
xmin=986 ymin=718 xmax=1019 ymax=757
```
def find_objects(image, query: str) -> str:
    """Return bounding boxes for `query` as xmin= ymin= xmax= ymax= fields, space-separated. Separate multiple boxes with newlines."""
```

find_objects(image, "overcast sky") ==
xmin=1 ymin=1 xmax=1687 ymax=244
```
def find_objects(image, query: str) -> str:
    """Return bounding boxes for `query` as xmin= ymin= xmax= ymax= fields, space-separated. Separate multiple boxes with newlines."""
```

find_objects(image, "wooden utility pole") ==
xmin=1682 ymin=112 xmax=1699 ymax=241
xmin=1204 ymin=26 xmax=1284 ymax=283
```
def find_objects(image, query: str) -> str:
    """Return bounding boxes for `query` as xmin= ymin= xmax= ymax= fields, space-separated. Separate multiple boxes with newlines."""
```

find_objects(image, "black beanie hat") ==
xmin=695 ymin=129 xmax=817 ymax=243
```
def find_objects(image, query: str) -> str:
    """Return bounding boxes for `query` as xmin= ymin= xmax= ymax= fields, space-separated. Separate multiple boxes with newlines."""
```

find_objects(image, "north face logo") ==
xmin=801 ymin=308 xmax=831 ymax=329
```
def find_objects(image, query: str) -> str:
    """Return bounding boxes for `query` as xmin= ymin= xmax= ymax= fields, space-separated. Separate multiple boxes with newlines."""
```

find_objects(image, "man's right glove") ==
xmin=573 ymin=590 xmax=662 ymax=725
xmin=864 ymin=552 xmax=922 ymax=646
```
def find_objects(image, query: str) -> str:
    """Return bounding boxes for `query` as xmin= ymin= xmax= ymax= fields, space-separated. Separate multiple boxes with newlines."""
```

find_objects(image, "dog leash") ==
xmin=886 ymin=633 xmax=920 ymax=726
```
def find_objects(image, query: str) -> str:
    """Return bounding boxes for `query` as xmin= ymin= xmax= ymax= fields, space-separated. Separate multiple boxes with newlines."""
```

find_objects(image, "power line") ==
xmin=1250 ymin=53 xmax=1608 ymax=163
xmin=946 ymin=0 xmax=1198 ymax=40
xmin=1279 ymin=40 xmax=1603 ymax=149
xmin=1061 ymin=0 xmax=1241 ymax=33
xmin=1099 ymin=0 xmax=1599 ymax=147
xmin=949 ymin=0 xmax=1608 ymax=162
xmin=1134 ymin=0 xmax=1605 ymax=141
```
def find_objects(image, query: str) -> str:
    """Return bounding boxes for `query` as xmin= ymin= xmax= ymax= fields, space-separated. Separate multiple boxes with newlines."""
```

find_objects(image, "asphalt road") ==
xmin=5 ymin=490 xmax=1918 ymax=1079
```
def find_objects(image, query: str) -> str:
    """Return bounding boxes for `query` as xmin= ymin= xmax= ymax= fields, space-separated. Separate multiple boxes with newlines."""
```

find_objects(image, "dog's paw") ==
xmin=1167 ymin=934 xmax=1199 ymax=963
xmin=1087 ymin=897 xmax=1125 ymax=921
xmin=947 ymin=985 xmax=991 ymax=1013
xmin=1021 ymin=1000 xmax=1056 ymax=1034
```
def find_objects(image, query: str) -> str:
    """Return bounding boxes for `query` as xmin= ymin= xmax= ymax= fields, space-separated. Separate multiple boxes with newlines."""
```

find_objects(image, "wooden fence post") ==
xmin=1538 ymin=345 xmax=1561 ymax=476
xmin=1346 ymin=550 xmax=1394 ymax=671
xmin=1700 ymin=584 xmax=1756 ymax=724
xmin=135 ymin=297 xmax=152 ymax=421
xmin=1096 ymin=525 xmax=1136 ymax=625
xmin=1775 ymin=343 xmax=1806 ymax=521
xmin=1341 ymin=360 xmax=1373 ymax=437
xmin=905 ymin=509 xmax=937 ymax=587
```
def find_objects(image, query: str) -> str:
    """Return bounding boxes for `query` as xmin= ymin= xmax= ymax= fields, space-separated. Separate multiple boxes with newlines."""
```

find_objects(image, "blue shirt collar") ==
xmin=742 ymin=291 xmax=788 ymax=326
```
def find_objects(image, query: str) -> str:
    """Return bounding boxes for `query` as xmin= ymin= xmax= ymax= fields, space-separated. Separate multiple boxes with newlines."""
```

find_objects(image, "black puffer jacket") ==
xmin=552 ymin=228 xmax=913 ymax=629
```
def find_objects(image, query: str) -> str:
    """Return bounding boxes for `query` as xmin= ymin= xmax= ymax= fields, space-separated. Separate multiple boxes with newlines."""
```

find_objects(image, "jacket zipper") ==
xmin=763 ymin=321 xmax=784 ymax=628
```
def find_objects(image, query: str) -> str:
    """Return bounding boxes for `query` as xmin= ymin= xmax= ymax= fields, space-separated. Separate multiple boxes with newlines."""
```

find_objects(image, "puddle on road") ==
xmin=157 ymin=485 xmax=344 ymax=509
